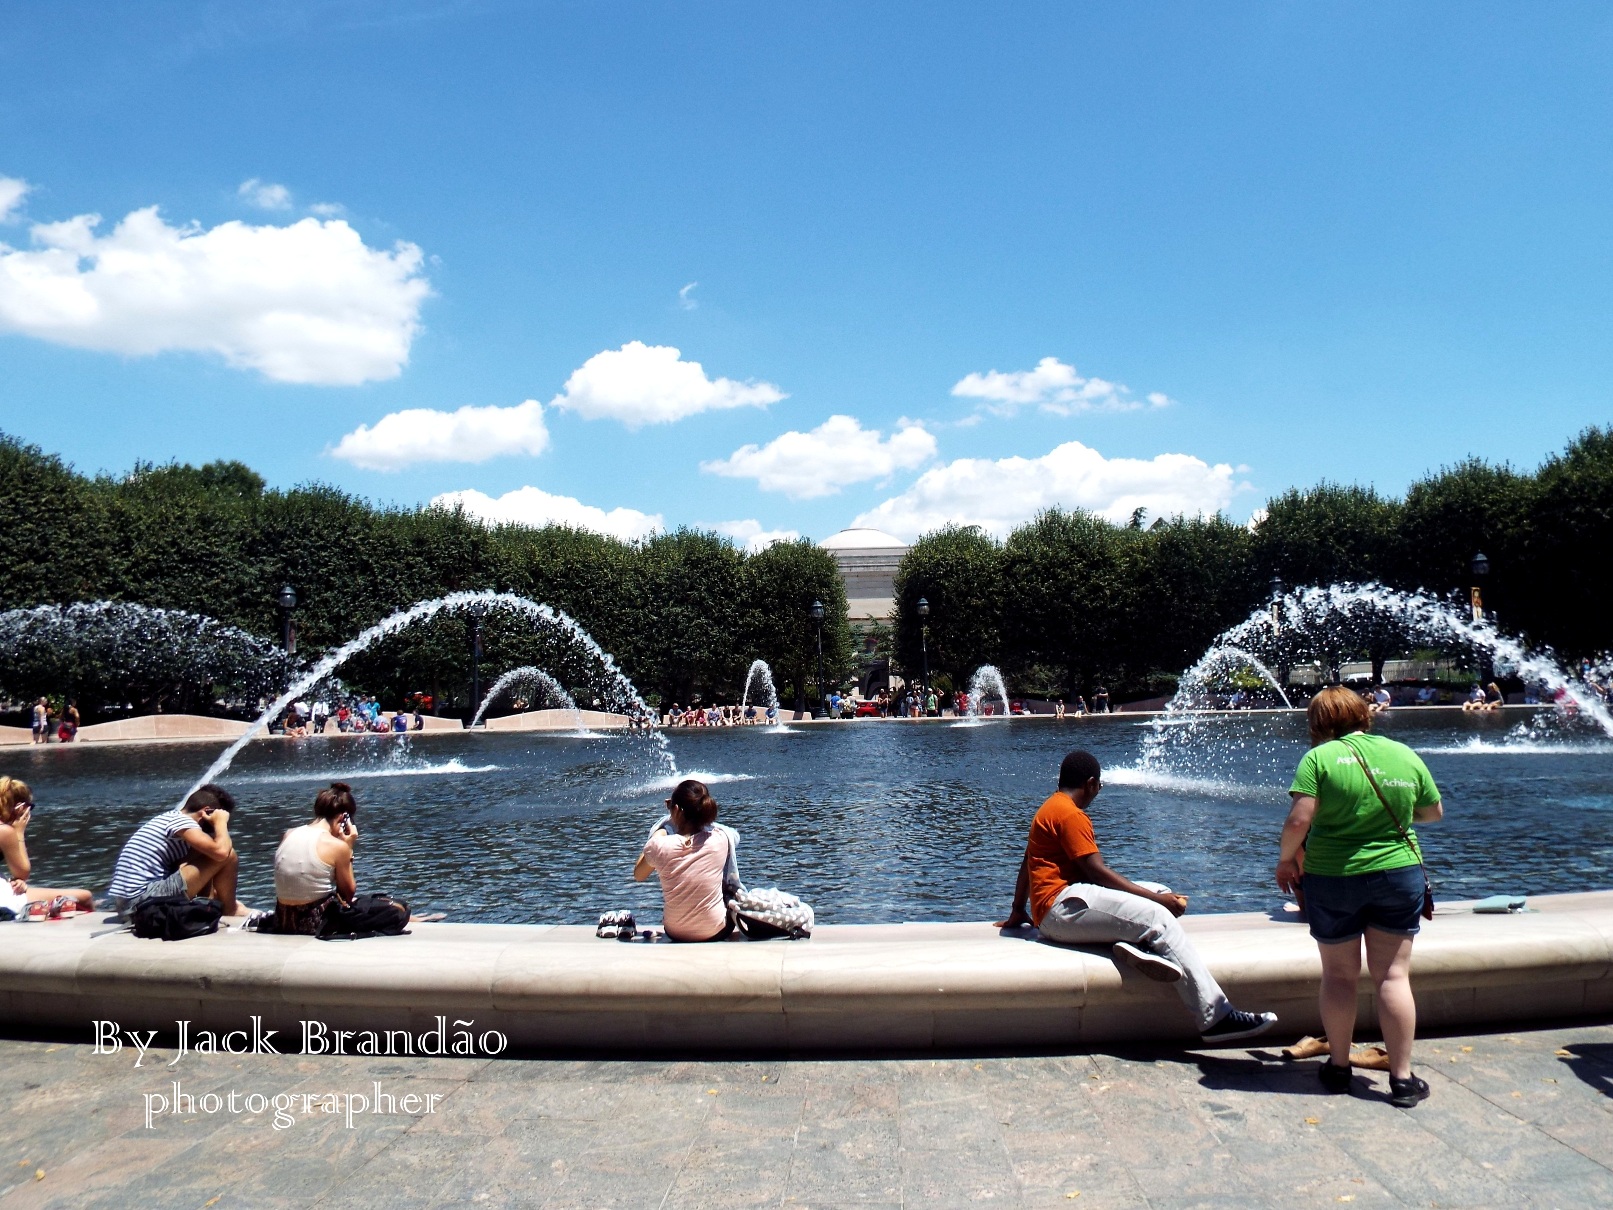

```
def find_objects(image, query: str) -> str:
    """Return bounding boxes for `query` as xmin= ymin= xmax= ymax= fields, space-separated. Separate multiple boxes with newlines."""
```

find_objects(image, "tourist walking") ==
xmin=0 ymin=777 xmax=94 ymax=914
xmin=30 ymin=698 xmax=48 ymax=745
xmin=998 ymin=751 xmax=1277 ymax=1043
xmin=634 ymin=779 xmax=739 ymax=942
xmin=1276 ymin=685 xmax=1443 ymax=1108
xmin=107 ymin=784 xmax=245 ymax=918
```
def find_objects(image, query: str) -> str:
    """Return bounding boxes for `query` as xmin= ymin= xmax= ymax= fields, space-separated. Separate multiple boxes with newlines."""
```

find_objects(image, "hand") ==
xmin=12 ymin=803 xmax=29 ymax=831
xmin=1276 ymin=857 xmax=1303 ymax=896
xmin=209 ymin=808 xmax=230 ymax=828
xmin=995 ymin=910 xmax=1032 ymax=929
xmin=9 ymin=878 xmax=25 ymax=895
xmin=1156 ymin=893 xmax=1188 ymax=918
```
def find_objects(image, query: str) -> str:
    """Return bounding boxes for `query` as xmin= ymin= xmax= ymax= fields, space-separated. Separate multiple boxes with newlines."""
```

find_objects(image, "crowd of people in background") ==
xmin=269 ymin=694 xmax=425 ymax=737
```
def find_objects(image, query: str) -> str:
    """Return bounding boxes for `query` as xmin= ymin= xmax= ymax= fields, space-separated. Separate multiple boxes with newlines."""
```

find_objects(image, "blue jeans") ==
xmin=1302 ymin=865 xmax=1425 ymax=944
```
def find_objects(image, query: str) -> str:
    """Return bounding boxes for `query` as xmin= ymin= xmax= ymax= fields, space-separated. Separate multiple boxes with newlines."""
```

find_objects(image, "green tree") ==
xmin=892 ymin=526 xmax=1004 ymax=693
xmin=1000 ymin=510 xmax=1135 ymax=697
xmin=0 ymin=435 xmax=109 ymax=608
xmin=1516 ymin=426 xmax=1613 ymax=657
xmin=743 ymin=539 xmax=852 ymax=714
xmin=1127 ymin=515 xmax=1260 ymax=691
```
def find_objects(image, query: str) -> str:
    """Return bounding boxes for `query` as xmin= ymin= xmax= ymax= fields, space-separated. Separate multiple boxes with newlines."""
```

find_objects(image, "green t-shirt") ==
xmin=1288 ymin=732 xmax=1440 ymax=877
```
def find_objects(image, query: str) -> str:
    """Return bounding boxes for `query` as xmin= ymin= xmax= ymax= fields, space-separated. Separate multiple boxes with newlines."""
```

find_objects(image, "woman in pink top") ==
xmin=633 ymin=780 xmax=734 ymax=942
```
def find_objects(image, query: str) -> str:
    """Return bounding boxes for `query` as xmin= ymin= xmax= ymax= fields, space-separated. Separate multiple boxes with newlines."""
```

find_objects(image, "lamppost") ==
xmin=469 ymin=605 xmax=485 ymax=721
xmin=276 ymin=583 xmax=297 ymax=655
xmin=1470 ymin=551 xmax=1492 ymax=684
xmin=1269 ymin=576 xmax=1288 ymax=696
xmin=916 ymin=597 xmax=930 ymax=711
xmin=810 ymin=600 xmax=825 ymax=718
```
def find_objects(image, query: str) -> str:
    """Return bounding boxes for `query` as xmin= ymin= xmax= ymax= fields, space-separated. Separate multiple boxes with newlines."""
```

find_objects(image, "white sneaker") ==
xmin=1112 ymin=941 xmax=1184 ymax=983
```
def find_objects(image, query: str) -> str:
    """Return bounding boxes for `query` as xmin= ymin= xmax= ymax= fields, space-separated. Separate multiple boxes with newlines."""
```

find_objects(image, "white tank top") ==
xmin=274 ymin=824 xmax=336 ymax=903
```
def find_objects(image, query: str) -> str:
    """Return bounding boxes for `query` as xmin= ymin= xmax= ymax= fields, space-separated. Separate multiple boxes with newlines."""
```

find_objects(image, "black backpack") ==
xmin=320 ymin=893 xmax=410 ymax=940
xmin=130 ymin=893 xmax=224 ymax=941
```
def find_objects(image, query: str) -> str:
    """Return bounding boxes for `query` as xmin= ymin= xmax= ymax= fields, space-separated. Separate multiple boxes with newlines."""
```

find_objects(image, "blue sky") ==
xmin=2 ymin=2 xmax=1611 ymax=544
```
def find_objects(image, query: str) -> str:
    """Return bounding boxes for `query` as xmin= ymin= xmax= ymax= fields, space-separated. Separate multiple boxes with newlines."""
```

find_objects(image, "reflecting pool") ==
xmin=7 ymin=709 xmax=1611 ymax=924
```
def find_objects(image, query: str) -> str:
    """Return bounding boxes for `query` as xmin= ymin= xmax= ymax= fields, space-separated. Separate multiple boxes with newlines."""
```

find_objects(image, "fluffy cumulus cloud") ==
xmin=709 ymin=518 xmax=801 ymax=552
xmin=331 ymin=399 xmax=549 ymax=472
xmin=551 ymin=341 xmax=783 ymax=427
xmin=433 ymin=486 xmax=662 ymax=542
xmin=0 ymin=176 xmax=28 ymax=223
xmin=951 ymin=356 xmax=1172 ymax=417
xmin=237 ymin=178 xmax=292 ymax=210
xmin=851 ymin=439 xmax=1242 ymax=540
xmin=701 ymin=415 xmax=937 ymax=499
xmin=0 ymin=190 xmax=429 ymax=384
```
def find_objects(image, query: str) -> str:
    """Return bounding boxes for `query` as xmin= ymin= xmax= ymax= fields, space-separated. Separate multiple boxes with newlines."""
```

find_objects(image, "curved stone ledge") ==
xmin=2 ymin=891 xmax=1609 ymax=1054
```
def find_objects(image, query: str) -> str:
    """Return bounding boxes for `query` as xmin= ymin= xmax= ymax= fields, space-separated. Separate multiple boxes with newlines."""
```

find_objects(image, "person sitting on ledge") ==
xmin=0 ymin=777 xmax=95 ymax=914
xmin=108 ymin=784 xmax=245 ymax=918
xmin=997 ymin=750 xmax=1278 ymax=1044
xmin=271 ymin=782 xmax=361 ymax=934
xmin=634 ymin=779 xmax=739 ymax=942
xmin=1461 ymin=684 xmax=1486 ymax=712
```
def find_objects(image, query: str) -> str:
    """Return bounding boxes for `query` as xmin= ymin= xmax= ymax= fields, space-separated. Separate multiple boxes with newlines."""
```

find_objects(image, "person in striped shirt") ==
xmin=108 ymin=784 xmax=243 ymax=919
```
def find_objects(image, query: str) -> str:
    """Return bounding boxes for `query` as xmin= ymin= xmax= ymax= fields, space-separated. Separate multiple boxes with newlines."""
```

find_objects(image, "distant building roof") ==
xmin=819 ymin=527 xmax=907 ymax=551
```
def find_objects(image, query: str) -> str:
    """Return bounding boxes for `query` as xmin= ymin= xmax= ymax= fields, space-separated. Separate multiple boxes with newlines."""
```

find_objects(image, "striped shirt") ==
xmin=109 ymin=810 xmax=200 ymax=897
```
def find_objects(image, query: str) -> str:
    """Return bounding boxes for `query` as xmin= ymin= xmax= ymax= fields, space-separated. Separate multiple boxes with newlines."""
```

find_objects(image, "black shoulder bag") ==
xmin=1341 ymin=738 xmax=1435 ymax=920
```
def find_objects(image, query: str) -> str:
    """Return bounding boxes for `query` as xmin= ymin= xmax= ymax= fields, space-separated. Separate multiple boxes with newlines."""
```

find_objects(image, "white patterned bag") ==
xmin=729 ymin=887 xmax=813 ymax=940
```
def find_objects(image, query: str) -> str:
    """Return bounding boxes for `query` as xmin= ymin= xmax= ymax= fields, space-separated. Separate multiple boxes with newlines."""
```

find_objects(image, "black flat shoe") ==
xmin=1318 ymin=1061 xmax=1352 ymax=1094
xmin=1389 ymin=1073 xmax=1430 ymax=1108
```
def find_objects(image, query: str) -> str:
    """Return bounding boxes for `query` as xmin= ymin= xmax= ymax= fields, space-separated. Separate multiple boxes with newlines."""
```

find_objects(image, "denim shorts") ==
xmin=1301 ymin=865 xmax=1425 ymax=944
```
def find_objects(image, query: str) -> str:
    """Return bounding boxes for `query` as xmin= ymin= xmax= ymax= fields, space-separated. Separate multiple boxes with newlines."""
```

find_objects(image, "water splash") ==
xmin=739 ymin=659 xmax=788 ymax=730
xmin=183 ymin=591 xmax=672 ymax=803
xmin=1130 ymin=582 xmax=1613 ymax=791
xmin=470 ymin=665 xmax=585 ymax=731
xmin=1168 ymin=645 xmax=1293 ymax=711
xmin=0 ymin=601 xmax=288 ymax=707
xmin=960 ymin=665 xmax=1011 ymax=723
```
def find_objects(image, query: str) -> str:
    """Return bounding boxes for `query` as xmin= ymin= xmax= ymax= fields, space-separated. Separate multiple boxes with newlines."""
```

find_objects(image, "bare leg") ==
xmin=1365 ymin=929 xmax=1417 ymax=1079
xmin=23 ymin=885 xmax=94 ymax=910
xmin=182 ymin=851 xmax=242 ymax=916
xmin=1317 ymin=938 xmax=1363 ymax=1068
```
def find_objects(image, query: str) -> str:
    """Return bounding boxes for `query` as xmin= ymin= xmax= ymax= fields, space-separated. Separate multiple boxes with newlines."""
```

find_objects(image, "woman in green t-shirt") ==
xmin=1277 ymin=685 xmax=1444 ymax=1108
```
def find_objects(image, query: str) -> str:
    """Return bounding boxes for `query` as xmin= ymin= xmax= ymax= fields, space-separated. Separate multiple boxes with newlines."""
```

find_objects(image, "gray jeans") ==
xmin=1038 ymin=881 xmax=1232 ymax=1030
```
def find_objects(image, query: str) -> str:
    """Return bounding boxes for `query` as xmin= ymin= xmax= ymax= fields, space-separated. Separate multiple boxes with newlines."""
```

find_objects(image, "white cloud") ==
xmin=308 ymin=202 xmax=346 ymax=218
xmin=851 ymin=439 xmax=1242 ymax=540
xmin=701 ymin=415 xmax=938 ymax=499
xmin=434 ymin=486 xmax=662 ymax=542
xmin=0 ymin=198 xmax=429 ymax=384
xmin=710 ymin=519 xmax=801 ymax=552
xmin=237 ymin=178 xmax=292 ymax=210
xmin=951 ymin=356 xmax=1173 ymax=417
xmin=550 ymin=340 xmax=783 ymax=427
xmin=0 ymin=177 xmax=28 ymax=223
xmin=678 ymin=281 xmax=698 ymax=310
xmin=331 ymin=398 xmax=549 ymax=472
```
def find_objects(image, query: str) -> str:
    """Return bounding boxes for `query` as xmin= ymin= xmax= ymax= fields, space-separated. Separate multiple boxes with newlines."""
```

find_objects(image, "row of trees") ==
xmin=3 ymin=424 xmax=1610 ymax=713
xmin=891 ymin=428 xmax=1613 ymax=700
xmin=0 ymin=435 xmax=853 ymax=716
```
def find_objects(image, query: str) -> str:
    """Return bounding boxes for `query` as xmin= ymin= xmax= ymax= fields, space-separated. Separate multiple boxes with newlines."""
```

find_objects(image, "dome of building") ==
xmin=819 ymin=527 xmax=907 ymax=551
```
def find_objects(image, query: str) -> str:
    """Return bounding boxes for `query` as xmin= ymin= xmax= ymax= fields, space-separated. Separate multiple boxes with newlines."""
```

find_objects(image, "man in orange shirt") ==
xmin=999 ymin=750 xmax=1277 ymax=1043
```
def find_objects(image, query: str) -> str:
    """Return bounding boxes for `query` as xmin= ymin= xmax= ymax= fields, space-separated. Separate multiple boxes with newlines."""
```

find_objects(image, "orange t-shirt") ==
xmin=1026 ymin=792 xmax=1100 ymax=926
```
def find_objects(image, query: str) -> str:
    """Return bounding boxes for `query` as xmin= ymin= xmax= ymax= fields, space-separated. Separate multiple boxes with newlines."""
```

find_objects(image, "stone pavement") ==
xmin=0 ymin=1021 xmax=1609 ymax=1209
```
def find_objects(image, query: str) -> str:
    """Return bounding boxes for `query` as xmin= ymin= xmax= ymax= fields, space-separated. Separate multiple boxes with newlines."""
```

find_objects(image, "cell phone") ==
xmin=337 ymin=813 xmax=353 ymax=836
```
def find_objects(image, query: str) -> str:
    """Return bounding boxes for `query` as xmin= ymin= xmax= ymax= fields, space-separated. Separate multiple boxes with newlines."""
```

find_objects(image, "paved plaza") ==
xmin=0 ymin=1021 xmax=1609 ymax=1209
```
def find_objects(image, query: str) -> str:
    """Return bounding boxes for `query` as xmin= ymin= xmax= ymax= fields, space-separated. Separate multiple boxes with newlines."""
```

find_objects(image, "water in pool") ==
xmin=7 ymin=709 xmax=1611 ymax=924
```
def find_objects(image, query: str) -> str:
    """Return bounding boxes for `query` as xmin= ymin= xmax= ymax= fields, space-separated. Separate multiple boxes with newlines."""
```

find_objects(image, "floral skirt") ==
xmin=273 ymin=894 xmax=337 ymax=936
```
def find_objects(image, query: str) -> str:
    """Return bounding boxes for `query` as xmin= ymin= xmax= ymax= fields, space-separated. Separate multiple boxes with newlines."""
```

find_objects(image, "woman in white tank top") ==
xmin=271 ymin=782 xmax=360 ymax=935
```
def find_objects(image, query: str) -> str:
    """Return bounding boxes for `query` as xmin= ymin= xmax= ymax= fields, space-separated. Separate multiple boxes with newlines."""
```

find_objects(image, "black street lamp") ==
xmin=916 ymin=597 xmax=930 ymax=712
xmin=1269 ymin=576 xmax=1288 ymax=695
xmin=276 ymin=583 xmax=297 ymax=655
xmin=469 ymin=606 xmax=485 ymax=720
xmin=810 ymin=599 xmax=825 ymax=718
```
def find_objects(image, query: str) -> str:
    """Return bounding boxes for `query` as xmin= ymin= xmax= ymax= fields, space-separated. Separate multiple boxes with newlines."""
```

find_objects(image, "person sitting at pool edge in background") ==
xmin=997 ymin=750 xmax=1278 ymax=1043
xmin=272 ymin=782 xmax=361 ymax=934
xmin=0 ymin=777 xmax=95 ymax=914
xmin=634 ymin=779 xmax=739 ymax=942
xmin=107 ymin=784 xmax=245 ymax=918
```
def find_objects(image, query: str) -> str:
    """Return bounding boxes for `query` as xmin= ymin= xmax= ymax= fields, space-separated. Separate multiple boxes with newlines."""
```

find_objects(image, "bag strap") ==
xmin=1339 ymin=736 xmax=1427 ymax=876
